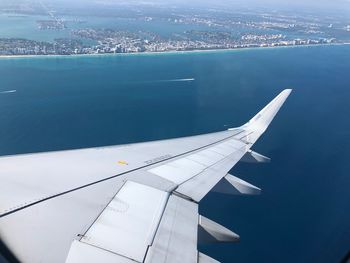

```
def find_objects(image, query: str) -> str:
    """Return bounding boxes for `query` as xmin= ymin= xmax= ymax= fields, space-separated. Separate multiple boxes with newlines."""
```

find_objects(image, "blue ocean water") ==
xmin=0 ymin=45 xmax=349 ymax=263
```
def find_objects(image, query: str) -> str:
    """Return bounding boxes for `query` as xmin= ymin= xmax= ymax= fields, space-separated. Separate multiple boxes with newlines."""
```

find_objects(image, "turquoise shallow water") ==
xmin=0 ymin=14 xmax=71 ymax=42
xmin=0 ymin=45 xmax=350 ymax=262
xmin=0 ymin=14 xmax=211 ymax=41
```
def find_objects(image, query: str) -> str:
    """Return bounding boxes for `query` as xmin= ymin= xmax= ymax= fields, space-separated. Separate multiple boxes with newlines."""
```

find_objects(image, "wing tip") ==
xmin=282 ymin=88 xmax=292 ymax=96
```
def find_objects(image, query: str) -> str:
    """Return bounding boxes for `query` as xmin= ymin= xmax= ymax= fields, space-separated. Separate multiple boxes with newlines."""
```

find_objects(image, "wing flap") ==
xmin=144 ymin=195 xmax=198 ymax=263
xmin=175 ymin=150 xmax=245 ymax=202
xmin=66 ymin=241 xmax=135 ymax=263
xmin=148 ymin=138 xmax=248 ymax=187
xmin=78 ymin=181 xmax=169 ymax=262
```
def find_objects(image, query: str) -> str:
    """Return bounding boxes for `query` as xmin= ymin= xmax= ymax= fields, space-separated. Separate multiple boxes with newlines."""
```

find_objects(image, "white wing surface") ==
xmin=0 ymin=89 xmax=291 ymax=263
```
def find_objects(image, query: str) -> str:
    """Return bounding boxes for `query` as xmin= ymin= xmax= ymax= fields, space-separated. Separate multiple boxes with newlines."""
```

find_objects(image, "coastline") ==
xmin=0 ymin=42 xmax=348 ymax=60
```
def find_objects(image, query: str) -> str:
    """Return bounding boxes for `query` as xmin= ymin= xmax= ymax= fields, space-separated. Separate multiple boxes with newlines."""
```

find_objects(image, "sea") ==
xmin=0 ymin=44 xmax=349 ymax=263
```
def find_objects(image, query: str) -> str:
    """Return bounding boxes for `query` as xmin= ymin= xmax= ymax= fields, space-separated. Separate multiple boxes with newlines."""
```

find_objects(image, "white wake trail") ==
xmin=0 ymin=90 xmax=16 ymax=94
xmin=157 ymin=78 xmax=195 ymax=83
xmin=167 ymin=78 xmax=195 ymax=82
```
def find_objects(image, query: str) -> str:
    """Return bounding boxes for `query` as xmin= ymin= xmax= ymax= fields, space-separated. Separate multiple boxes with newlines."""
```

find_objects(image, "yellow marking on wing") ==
xmin=117 ymin=160 xmax=128 ymax=165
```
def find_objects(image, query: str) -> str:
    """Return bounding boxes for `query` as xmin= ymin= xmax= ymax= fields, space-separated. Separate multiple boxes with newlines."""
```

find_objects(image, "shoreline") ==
xmin=0 ymin=43 xmax=348 ymax=60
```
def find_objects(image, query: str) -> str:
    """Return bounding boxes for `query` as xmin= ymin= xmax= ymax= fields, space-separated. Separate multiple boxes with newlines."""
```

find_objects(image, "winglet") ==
xmin=230 ymin=89 xmax=292 ymax=144
xmin=245 ymin=89 xmax=292 ymax=130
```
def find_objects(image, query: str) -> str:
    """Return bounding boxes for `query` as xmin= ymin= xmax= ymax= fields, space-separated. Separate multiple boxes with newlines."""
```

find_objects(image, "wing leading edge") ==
xmin=0 ymin=89 xmax=291 ymax=263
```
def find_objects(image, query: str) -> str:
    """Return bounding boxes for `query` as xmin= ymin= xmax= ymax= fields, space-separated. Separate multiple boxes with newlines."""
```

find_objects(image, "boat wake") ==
xmin=155 ymin=78 xmax=195 ymax=83
xmin=0 ymin=90 xmax=16 ymax=94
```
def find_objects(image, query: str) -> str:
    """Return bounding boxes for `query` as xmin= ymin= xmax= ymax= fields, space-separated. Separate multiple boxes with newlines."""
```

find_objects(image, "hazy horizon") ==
xmin=1 ymin=0 xmax=350 ymax=13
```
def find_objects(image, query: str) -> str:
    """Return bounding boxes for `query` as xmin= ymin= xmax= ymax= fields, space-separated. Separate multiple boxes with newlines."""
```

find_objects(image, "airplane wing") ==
xmin=0 ymin=89 xmax=291 ymax=263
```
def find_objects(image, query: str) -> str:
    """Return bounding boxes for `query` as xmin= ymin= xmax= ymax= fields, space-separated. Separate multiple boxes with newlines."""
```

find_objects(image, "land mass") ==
xmin=0 ymin=35 xmax=339 ymax=56
xmin=0 ymin=2 xmax=349 ymax=56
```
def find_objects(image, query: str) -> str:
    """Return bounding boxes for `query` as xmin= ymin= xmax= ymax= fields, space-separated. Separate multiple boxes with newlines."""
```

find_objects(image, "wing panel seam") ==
xmin=0 ymin=130 xmax=245 ymax=218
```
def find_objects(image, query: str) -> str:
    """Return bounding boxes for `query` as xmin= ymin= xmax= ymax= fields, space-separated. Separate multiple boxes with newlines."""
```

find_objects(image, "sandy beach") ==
xmin=0 ymin=43 xmax=348 ymax=60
